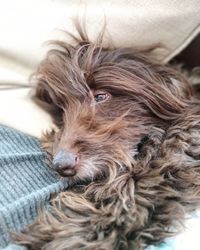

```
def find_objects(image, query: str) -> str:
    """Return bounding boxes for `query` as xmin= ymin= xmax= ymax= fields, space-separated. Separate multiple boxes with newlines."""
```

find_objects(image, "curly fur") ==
xmin=15 ymin=30 xmax=200 ymax=250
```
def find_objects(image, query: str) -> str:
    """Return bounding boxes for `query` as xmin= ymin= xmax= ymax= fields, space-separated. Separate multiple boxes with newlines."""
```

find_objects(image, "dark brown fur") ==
xmin=15 ymin=31 xmax=200 ymax=250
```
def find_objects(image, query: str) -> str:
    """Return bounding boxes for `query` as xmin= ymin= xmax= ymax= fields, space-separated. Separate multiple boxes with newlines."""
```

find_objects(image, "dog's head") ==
xmin=17 ymin=33 xmax=200 ymax=250
xmin=35 ymin=37 xmax=192 ymax=184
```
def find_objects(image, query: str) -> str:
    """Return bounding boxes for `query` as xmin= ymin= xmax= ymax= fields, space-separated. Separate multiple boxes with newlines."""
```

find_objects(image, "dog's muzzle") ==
xmin=52 ymin=150 xmax=79 ymax=177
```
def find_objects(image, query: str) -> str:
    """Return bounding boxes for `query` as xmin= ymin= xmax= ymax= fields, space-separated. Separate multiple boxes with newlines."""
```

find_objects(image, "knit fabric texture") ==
xmin=0 ymin=125 xmax=68 ymax=250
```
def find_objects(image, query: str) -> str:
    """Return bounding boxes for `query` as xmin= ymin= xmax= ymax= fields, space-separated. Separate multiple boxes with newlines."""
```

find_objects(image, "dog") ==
xmin=16 ymin=30 xmax=200 ymax=250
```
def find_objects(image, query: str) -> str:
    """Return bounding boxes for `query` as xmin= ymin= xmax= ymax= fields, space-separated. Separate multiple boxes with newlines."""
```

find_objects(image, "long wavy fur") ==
xmin=15 ymin=27 xmax=200 ymax=250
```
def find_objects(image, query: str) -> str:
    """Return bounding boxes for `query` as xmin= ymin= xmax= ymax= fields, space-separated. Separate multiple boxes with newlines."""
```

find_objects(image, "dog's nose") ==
xmin=53 ymin=150 xmax=79 ymax=177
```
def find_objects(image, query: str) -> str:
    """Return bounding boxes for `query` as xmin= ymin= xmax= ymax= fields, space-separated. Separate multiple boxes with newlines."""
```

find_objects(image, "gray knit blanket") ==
xmin=0 ymin=126 xmax=68 ymax=250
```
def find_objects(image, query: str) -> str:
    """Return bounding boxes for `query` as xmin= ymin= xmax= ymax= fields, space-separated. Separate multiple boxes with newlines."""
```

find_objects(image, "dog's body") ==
xmin=16 ymin=32 xmax=200 ymax=250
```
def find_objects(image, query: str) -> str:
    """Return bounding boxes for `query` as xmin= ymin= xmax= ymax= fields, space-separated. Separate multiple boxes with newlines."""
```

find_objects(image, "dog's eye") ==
xmin=94 ymin=91 xmax=110 ymax=104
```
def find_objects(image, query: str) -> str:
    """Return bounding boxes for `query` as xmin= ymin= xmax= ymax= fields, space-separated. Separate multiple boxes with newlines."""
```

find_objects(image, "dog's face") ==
xmin=35 ymin=42 xmax=192 ymax=184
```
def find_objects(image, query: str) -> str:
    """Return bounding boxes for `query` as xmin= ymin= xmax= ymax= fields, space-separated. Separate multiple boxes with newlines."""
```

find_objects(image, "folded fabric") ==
xmin=1 ymin=0 xmax=200 ymax=66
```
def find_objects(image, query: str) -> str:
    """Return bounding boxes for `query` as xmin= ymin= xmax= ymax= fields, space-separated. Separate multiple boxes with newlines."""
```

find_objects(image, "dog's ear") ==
xmin=33 ymin=81 xmax=64 ymax=127
xmin=34 ymin=81 xmax=54 ymax=105
xmin=134 ymin=73 xmax=192 ymax=121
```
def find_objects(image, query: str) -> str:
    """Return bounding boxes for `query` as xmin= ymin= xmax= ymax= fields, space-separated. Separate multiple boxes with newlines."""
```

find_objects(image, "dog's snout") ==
xmin=53 ymin=150 xmax=79 ymax=177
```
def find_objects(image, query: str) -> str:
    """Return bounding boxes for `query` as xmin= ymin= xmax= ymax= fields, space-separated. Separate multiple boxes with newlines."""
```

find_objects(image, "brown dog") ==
xmin=16 ymin=30 xmax=200 ymax=250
